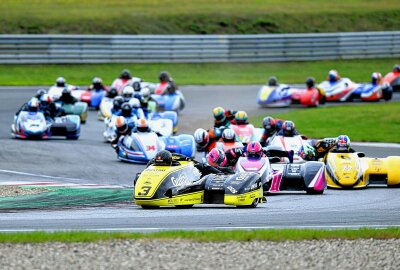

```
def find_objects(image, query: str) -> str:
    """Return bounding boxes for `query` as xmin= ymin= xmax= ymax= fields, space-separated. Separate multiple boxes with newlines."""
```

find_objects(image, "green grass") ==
xmin=0 ymin=228 xmax=399 ymax=243
xmin=0 ymin=58 xmax=399 ymax=86
xmin=0 ymin=0 xmax=399 ymax=34
xmin=250 ymin=102 xmax=400 ymax=143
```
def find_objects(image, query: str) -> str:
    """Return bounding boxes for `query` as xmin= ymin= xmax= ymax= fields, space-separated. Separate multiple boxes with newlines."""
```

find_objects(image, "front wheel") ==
xmin=306 ymin=189 xmax=324 ymax=195
xmin=237 ymin=198 xmax=260 ymax=208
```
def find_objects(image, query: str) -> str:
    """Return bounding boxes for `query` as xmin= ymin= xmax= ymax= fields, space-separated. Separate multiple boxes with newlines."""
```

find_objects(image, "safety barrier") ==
xmin=0 ymin=31 xmax=399 ymax=63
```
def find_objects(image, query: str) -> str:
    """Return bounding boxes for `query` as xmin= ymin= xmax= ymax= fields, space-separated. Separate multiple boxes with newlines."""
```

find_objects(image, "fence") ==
xmin=0 ymin=31 xmax=399 ymax=64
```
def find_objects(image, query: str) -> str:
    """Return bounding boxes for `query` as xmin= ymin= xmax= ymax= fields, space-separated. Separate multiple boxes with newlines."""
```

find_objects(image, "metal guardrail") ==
xmin=0 ymin=32 xmax=399 ymax=64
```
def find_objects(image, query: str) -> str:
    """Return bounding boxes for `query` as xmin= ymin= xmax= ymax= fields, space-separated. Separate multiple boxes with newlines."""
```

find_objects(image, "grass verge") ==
xmin=0 ymin=1 xmax=399 ymax=34
xmin=250 ymin=102 xmax=400 ymax=143
xmin=0 ymin=228 xmax=399 ymax=243
xmin=0 ymin=58 xmax=399 ymax=86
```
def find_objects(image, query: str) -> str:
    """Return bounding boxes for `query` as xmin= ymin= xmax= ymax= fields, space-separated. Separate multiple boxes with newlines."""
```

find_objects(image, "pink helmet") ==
xmin=246 ymin=141 xmax=263 ymax=158
xmin=207 ymin=148 xmax=227 ymax=167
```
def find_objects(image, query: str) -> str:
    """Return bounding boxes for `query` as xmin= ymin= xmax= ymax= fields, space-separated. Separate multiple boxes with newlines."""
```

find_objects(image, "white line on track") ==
xmin=0 ymin=169 xmax=128 ymax=188
xmin=352 ymin=142 xmax=400 ymax=148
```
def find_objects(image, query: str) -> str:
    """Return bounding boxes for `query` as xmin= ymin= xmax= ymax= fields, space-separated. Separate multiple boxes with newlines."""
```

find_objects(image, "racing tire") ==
xmin=382 ymin=87 xmax=393 ymax=101
xmin=237 ymin=198 xmax=260 ymax=208
xmin=306 ymin=188 xmax=324 ymax=195
xmin=66 ymin=135 xmax=79 ymax=140
xmin=141 ymin=205 xmax=160 ymax=209
xmin=175 ymin=205 xmax=194 ymax=209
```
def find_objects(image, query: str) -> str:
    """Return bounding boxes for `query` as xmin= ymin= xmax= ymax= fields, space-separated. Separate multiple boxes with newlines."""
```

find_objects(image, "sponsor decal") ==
xmin=227 ymin=186 xmax=237 ymax=194
xmin=235 ymin=173 xmax=249 ymax=181
xmin=147 ymin=145 xmax=156 ymax=151
xmin=287 ymin=165 xmax=301 ymax=175
xmin=171 ymin=173 xmax=191 ymax=187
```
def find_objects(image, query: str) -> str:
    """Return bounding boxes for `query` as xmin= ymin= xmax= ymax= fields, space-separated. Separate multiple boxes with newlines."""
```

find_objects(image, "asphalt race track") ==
xmin=0 ymin=86 xmax=399 ymax=231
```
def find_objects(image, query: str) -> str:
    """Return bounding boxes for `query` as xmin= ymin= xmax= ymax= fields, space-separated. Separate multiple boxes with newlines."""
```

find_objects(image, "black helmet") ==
xmin=132 ymin=81 xmax=141 ymax=92
xmin=268 ymin=76 xmax=278 ymax=86
xmin=306 ymin=77 xmax=315 ymax=88
xmin=393 ymin=65 xmax=400 ymax=73
xmin=35 ymin=89 xmax=47 ymax=99
xmin=92 ymin=77 xmax=103 ymax=89
xmin=166 ymin=80 xmax=177 ymax=94
xmin=113 ymin=96 xmax=123 ymax=111
xmin=62 ymin=88 xmax=71 ymax=95
xmin=108 ymin=87 xmax=118 ymax=98
xmin=154 ymin=150 xmax=172 ymax=166
xmin=121 ymin=102 xmax=132 ymax=117
xmin=159 ymin=71 xmax=170 ymax=83
xmin=262 ymin=116 xmax=276 ymax=134
xmin=56 ymin=77 xmax=66 ymax=87
xmin=120 ymin=69 xmax=131 ymax=80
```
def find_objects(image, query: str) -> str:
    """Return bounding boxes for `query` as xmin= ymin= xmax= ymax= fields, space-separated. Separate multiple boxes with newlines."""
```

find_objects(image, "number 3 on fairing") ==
xmin=140 ymin=186 xmax=151 ymax=195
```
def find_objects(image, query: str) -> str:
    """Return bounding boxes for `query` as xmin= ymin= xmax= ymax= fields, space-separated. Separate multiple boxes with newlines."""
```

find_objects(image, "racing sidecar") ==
xmin=230 ymin=123 xmax=263 ymax=144
xmin=59 ymin=102 xmax=88 ymax=124
xmin=12 ymin=111 xmax=80 ymax=140
xmin=268 ymin=135 xmax=309 ymax=163
xmin=117 ymin=132 xmax=195 ymax=163
xmin=351 ymin=83 xmax=393 ymax=101
xmin=291 ymin=87 xmax=326 ymax=107
xmin=134 ymin=160 xmax=264 ymax=208
xmin=97 ymin=97 xmax=114 ymax=120
xmin=80 ymin=89 xmax=106 ymax=109
xmin=317 ymin=78 xmax=358 ymax=102
xmin=324 ymin=152 xmax=400 ymax=189
xmin=151 ymin=90 xmax=185 ymax=113
xmin=383 ymin=71 xmax=400 ymax=91
xmin=235 ymin=149 xmax=326 ymax=194
xmin=257 ymin=84 xmax=292 ymax=107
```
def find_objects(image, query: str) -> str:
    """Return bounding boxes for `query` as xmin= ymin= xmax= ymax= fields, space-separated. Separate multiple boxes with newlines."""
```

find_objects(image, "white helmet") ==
xmin=141 ymin=87 xmax=151 ymax=98
xmin=129 ymin=98 xmax=140 ymax=108
xmin=122 ymin=86 xmax=134 ymax=98
xmin=222 ymin=128 xmax=236 ymax=142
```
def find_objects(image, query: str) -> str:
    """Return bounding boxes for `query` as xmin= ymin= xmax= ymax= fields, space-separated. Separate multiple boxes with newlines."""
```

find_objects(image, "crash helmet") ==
xmin=159 ymin=71 xmax=171 ymax=83
xmin=129 ymin=98 xmax=140 ymax=109
xmin=28 ymin=98 xmax=40 ymax=113
xmin=113 ymin=96 xmax=124 ymax=111
xmin=222 ymin=128 xmax=236 ymax=142
xmin=61 ymin=88 xmax=72 ymax=97
xmin=132 ymin=81 xmax=141 ymax=92
xmin=122 ymin=86 xmax=134 ymax=98
xmin=120 ymin=69 xmax=132 ymax=80
xmin=282 ymin=120 xmax=295 ymax=137
xmin=298 ymin=144 xmax=316 ymax=161
xmin=268 ymin=76 xmax=278 ymax=86
xmin=115 ymin=116 xmax=128 ymax=134
xmin=306 ymin=77 xmax=315 ymax=88
xmin=393 ymin=64 xmax=400 ymax=73
xmin=371 ymin=72 xmax=382 ymax=85
xmin=213 ymin=107 xmax=226 ymax=123
xmin=262 ymin=116 xmax=276 ymax=135
xmin=166 ymin=80 xmax=177 ymax=94
xmin=120 ymin=102 xmax=132 ymax=117
xmin=136 ymin=118 xmax=149 ymax=132
xmin=235 ymin=111 xmax=248 ymax=125
xmin=154 ymin=150 xmax=173 ymax=166
xmin=40 ymin=94 xmax=52 ymax=106
xmin=108 ymin=87 xmax=118 ymax=98
xmin=141 ymin=87 xmax=151 ymax=98
xmin=35 ymin=88 xmax=47 ymax=99
xmin=92 ymin=77 xmax=103 ymax=89
xmin=336 ymin=135 xmax=351 ymax=152
xmin=328 ymin=70 xmax=339 ymax=82
xmin=194 ymin=128 xmax=209 ymax=148
xmin=247 ymin=141 xmax=263 ymax=158
xmin=56 ymin=77 xmax=66 ymax=87
xmin=207 ymin=148 xmax=227 ymax=167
